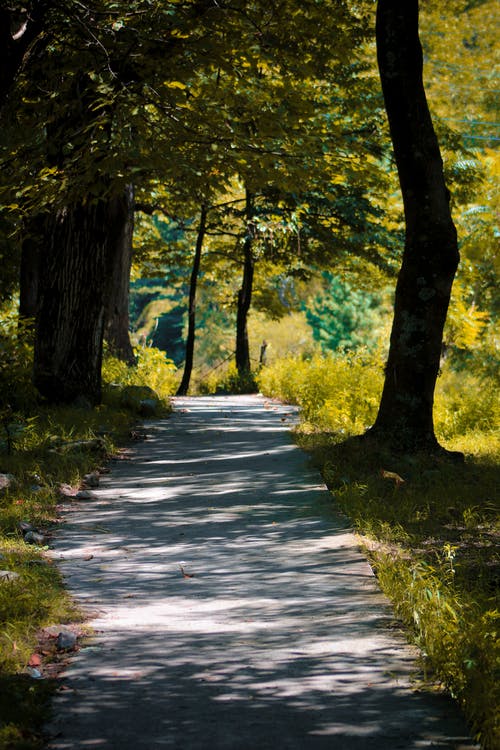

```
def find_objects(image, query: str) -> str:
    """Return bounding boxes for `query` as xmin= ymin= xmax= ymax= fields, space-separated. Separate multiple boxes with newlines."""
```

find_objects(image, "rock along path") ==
xmin=47 ymin=395 xmax=475 ymax=749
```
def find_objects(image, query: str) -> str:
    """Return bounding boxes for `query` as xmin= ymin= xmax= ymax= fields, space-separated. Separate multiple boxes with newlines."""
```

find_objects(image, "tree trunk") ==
xmin=369 ymin=0 xmax=460 ymax=453
xmin=235 ymin=191 xmax=255 ymax=379
xmin=19 ymin=214 xmax=45 ymax=323
xmin=104 ymin=185 xmax=136 ymax=364
xmin=0 ymin=2 xmax=49 ymax=114
xmin=33 ymin=199 xmax=115 ymax=405
xmin=176 ymin=205 xmax=208 ymax=396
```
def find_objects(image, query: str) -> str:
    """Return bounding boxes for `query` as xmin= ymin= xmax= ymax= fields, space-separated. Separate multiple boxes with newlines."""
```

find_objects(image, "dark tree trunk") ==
xmin=176 ymin=205 xmax=208 ymax=397
xmin=104 ymin=185 xmax=136 ymax=365
xmin=0 ymin=2 xmax=50 ymax=113
xmin=33 ymin=199 xmax=116 ymax=405
xmin=19 ymin=214 xmax=45 ymax=323
xmin=369 ymin=0 xmax=460 ymax=452
xmin=235 ymin=191 xmax=255 ymax=378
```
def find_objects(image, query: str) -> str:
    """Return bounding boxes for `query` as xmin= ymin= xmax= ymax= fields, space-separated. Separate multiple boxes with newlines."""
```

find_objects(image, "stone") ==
xmin=76 ymin=490 xmax=95 ymax=500
xmin=0 ymin=473 xmax=16 ymax=495
xmin=0 ymin=570 xmax=20 ymax=582
xmin=139 ymin=398 xmax=160 ymax=417
xmin=26 ymin=667 xmax=43 ymax=679
xmin=56 ymin=630 xmax=77 ymax=650
xmin=83 ymin=472 xmax=100 ymax=488
xmin=18 ymin=520 xmax=34 ymax=535
xmin=58 ymin=483 xmax=77 ymax=498
xmin=120 ymin=385 xmax=159 ymax=414
xmin=24 ymin=530 xmax=47 ymax=546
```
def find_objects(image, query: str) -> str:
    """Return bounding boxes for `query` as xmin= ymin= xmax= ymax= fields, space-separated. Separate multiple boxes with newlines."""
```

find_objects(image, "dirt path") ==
xmin=46 ymin=395 xmax=475 ymax=749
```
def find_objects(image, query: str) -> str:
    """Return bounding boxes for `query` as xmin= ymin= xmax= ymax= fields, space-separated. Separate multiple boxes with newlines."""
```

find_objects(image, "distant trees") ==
xmin=306 ymin=273 xmax=384 ymax=354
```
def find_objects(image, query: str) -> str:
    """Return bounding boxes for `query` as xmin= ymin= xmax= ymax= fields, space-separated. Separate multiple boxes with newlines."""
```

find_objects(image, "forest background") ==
xmin=0 ymin=1 xmax=498 ymax=749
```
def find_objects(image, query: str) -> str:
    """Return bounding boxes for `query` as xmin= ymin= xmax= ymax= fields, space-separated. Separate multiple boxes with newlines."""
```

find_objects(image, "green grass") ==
xmin=0 ymin=403 xmax=143 ymax=749
xmin=0 ymin=328 xmax=179 ymax=746
xmin=312 ymin=434 xmax=499 ymax=749
xmin=258 ymin=353 xmax=499 ymax=749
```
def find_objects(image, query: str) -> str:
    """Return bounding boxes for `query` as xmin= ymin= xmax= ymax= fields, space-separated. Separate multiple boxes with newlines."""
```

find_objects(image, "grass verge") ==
xmin=296 ymin=430 xmax=499 ymax=749
xmin=257 ymin=353 xmax=499 ymax=749
xmin=0 ymin=404 xmax=143 ymax=749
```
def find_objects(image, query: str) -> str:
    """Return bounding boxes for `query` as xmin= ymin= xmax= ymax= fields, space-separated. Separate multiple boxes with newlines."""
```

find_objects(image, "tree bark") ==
xmin=104 ymin=185 xmax=136 ymax=364
xmin=235 ymin=191 xmax=255 ymax=379
xmin=0 ymin=2 xmax=51 ymax=113
xmin=19 ymin=214 xmax=45 ymax=323
xmin=33 ymin=198 xmax=116 ymax=405
xmin=176 ymin=205 xmax=208 ymax=396
xmin=369 ymin=0 xmax=460 ymax=452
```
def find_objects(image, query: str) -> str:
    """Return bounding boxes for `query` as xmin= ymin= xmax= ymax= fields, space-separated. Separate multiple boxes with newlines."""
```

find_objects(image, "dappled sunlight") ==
xmin=48 ymin=396 xmax=475 ymax=749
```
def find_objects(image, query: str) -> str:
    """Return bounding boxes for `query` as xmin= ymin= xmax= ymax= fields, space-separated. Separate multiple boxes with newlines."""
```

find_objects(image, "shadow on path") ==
xmin=47 ymin=396 xmax=476 ymax=749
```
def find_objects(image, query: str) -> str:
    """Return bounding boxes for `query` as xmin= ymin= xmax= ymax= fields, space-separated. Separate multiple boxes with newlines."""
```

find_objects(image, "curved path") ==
xmin=47 ymin=396 xmax=475 ymax=749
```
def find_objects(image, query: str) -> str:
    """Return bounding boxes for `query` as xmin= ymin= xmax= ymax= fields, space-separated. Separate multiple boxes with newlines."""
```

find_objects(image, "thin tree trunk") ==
xmin=33 ymin=198 xmax=115 ymax=405
xmin=176 ymin=205 xmax=208 ymax=396
xmin=104 ymin=184 xmax=136 ymax=364
xmin=369 ymin=0 xmax=460 ymax=453
xmin=235 ymin=190 xmax=255 ymax=380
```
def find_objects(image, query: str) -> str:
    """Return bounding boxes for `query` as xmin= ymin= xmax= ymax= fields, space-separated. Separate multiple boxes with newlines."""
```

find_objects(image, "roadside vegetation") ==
xmin=256 ymin=352 xmax=499 ymax=750
xmin=0 ymin=325 xmax=176 ymax=750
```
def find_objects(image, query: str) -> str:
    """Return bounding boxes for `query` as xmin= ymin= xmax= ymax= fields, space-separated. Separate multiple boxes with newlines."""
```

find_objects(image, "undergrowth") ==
xmin=102 ymin=345 xmax=178 ymax=404
xmin=258 ymin=352 xmax=499 ymax=749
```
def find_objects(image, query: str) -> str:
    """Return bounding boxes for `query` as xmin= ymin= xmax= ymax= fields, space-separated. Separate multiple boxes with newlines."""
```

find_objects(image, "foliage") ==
xmin=102 ymin=346 xmax=178 ymax=403
xmin=305 ymin=272 xmax=390 ymax=353
xmin=0 ymin=401 xmax=139 ymax=749
xmin=256 ymin=351 xmax=384 ymax=434
xmin=316 ymin=439 xmax=499 ymax=750
xmin=206 ymin=362 xmax=258 ymax=395
xmin=434 ymin=369 xmax=500 ymax=439
xmin=259 ymin=352 xmax=499 ymax=747
xmin=0 ymin=313 xmax=38 ymax=411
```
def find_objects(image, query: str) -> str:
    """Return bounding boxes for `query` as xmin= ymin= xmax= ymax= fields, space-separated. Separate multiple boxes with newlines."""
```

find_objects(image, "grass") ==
xmin=257 ymin=353 xmax=499 ymax=749
xmin=0 ymin=332 xmax=179 ymax=748
xmin=0 ymin=402 xmax=152 ymax=749
xmin=314 ymin=434 xmax=499 ymax=749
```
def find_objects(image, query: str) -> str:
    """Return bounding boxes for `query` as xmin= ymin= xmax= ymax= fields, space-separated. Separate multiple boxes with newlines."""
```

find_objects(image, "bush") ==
xmin=435 ymin=368 xmax=500 ymax=440
xmin=102 ymin=345 xmax=178 ymax=407
xmin=0 ymin=315 xmax=38 ymax=411
xmin=256 ymin=350 xmax=383 ymax=434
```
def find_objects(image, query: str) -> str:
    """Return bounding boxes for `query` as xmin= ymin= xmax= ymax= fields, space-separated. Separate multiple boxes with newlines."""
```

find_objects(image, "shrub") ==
xmin=102 ymin=345 xmax=178 ymax=405
xmin=256 ymin=350 xmax=383 ymax=434
xmin=0 ymin=315 xmax=38 ymax=411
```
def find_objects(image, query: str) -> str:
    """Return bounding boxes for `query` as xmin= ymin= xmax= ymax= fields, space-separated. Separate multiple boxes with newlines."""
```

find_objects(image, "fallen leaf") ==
xmin=380 ymin=469 xmax=405 ymax=486
xmin=29 ymin=653 xmax=42 ymax=667
xmin=179 ymin=565 xmax=195 ymax=578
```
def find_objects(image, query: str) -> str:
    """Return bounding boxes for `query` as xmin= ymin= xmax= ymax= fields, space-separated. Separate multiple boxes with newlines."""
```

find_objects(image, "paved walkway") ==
xmin=47 ymin=396 xmax=475 ymax=749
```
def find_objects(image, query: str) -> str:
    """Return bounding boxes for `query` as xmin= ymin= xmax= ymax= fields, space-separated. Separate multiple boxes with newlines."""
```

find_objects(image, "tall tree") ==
xmin=176 ymin=204 xmax=208 ymax=396
xmin=104 ymin=184 xmax=136 ymax=365
xmin=33 ymin=197 xmax=117 ymax=404
xmin=235 ymin=190 xmax=256 ymax=381
xmin=370 ymin=0 xmax=461 ymax=453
